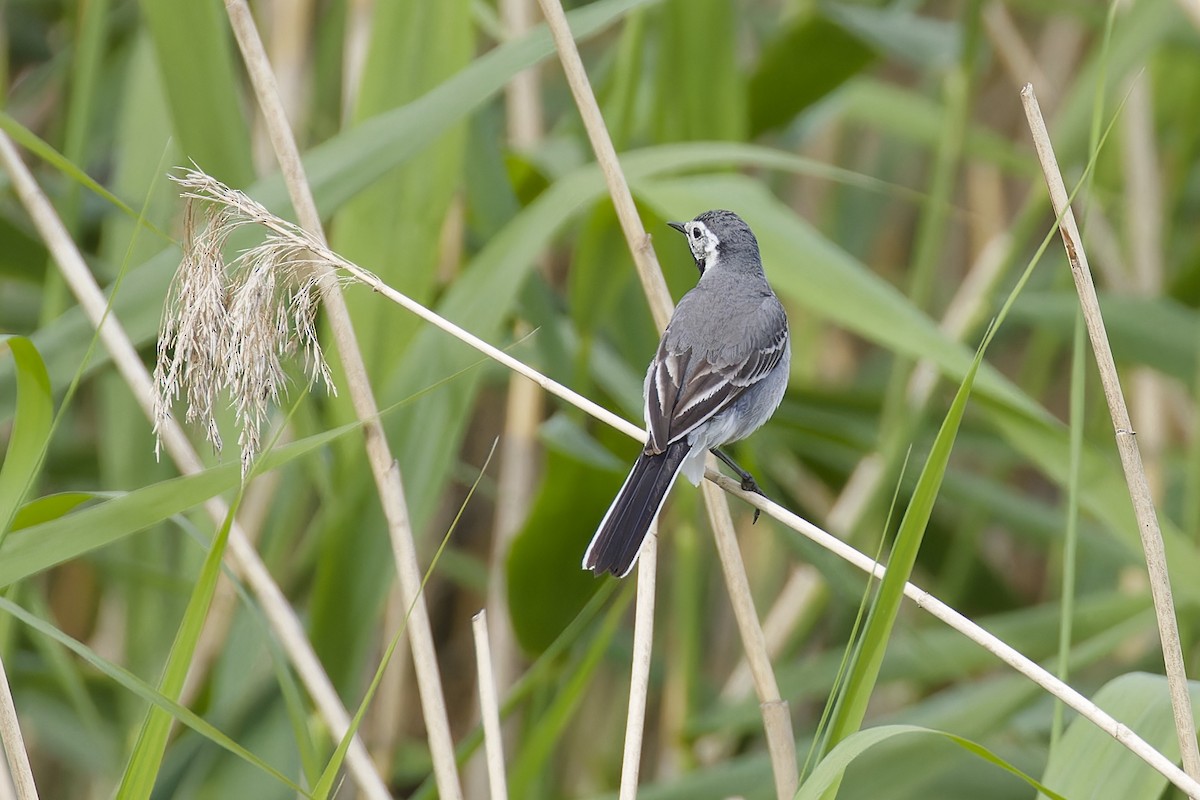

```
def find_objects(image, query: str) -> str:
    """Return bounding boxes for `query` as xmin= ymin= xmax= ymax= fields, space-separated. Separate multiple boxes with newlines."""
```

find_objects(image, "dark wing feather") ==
xmin=645 ymin=299 xmax=788 ymax=452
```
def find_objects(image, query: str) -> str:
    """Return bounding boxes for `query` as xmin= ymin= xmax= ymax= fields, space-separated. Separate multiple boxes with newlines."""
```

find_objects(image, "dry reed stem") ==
xmin=172 ymin=167 xmax=1200 ymax=795
xmin=1174 ymin=0 xmax=1200 ymax=31
xmin=532 ymin=0 xmax=798 ymax=793
xmin=0 ymin=132 xmax=391 ymax=800
xmin=1121 ymin=74 xmax=1167 ymax=499
xmin=367 ymin=584 xmax=410 ymax=770
xmin=472 ymin=611 xmax=509 ymax=800
xmin=0 ymin=763 xmax=16 ymax=800
xmin=1024 ymin=81 xmax=1200 ymax=790
xmin=702 ymin=481 xmax=799 ymax=799
xmin=983 ymin=2 xmax=1052 ymax=104
xmin=0 ymin=656 xmax=37 ymax=800
xmin=619 ymin=530 xmax=657 ymax=800
xmin=720 ymin=565 xmax=821 ymax=702
xmin=223 ymin=3 xmax=463 ymax=797
xmin=532 ymin=0 xmax=672 ymax=329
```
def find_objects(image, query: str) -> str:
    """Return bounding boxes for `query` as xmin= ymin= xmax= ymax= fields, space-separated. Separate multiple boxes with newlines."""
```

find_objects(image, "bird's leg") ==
xmin=710 ymin=447 xmax=765 ymax=524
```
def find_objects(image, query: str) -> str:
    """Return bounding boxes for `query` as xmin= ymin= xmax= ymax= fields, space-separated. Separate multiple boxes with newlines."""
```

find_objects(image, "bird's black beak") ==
xmin=667 ymin=221 xmax=686 ymax=234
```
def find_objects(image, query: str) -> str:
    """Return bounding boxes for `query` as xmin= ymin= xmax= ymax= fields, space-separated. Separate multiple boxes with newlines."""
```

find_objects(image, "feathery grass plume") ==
xmin=154 ymin=168 xmax=337 ymax=476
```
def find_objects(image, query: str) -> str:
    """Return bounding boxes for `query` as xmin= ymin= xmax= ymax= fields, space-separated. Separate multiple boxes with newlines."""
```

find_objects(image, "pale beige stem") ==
xmin=0 ymin=131 xmax=392 ymax=800
xmin=472 ymin=611 xmax=509 ymax=800
xmin=1173 ymin=0 xmax=1200 ymax=31
xmin=533 ymin=0 xmax=672 ymax=330
xmin=368 ymin=584 xmax=411 ymax=771
xmin=702 ymin=480 xmax=799 ymax=800
xmin=0 ymin=760 xmax=15 ymax=800
xmin=1021 ymin=82 xmax=1200 ymax=791
xmin=0 ymin=656 xmax=37 ymax=800
xmin=618 ymin=530 xmax=657 ymax=800
xmin=223 ymin=2 xmax=463 ymax=797
xmin=532 ymin=0 xmax=798 ymax=793
xmin=1121 ymin=74 xmax=1166 ymax=500
xmin=340 ymin=0 xmax=372 ymax=123
xmin=720 ymin=565 xmax=822 ymax=701
xmin=983 ymin=2 xmax=1051 ymax=103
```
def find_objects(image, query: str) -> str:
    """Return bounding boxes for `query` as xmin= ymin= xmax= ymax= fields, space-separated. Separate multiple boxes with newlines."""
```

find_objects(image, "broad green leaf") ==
xmin=748 ymin=12 xmax=876 ymax=136
xmin=825 ymin=4 xmax=960 ymax=69
xmin=1039 ymin=673 xmax=1200 ymax=800
xmin=1013 ymin=291 xmax=1200 ymax=381
xmin=508 ymin=449 xmax=627 ymax=653
xmin=690 ymin=595 xmax=1151 ymax=738
xmin=0 ymin=423 xmax=350 ymax=588
xmin=331 ymin=0 xmax=473 ymax=379
xmin=655 ymin=0 xmax=744 ymax=141
xmin=0 ymin=336 xmax=53 ymax=542
xmin=137 ymin=0 xmax=253 ymax=185
xmin=9 ymin=492 xmax=93 ymax=530
xmin=116 ymin=493 xmax=241 ymax=798
xmin=795 ymin=724 xmax=1066 ymax=800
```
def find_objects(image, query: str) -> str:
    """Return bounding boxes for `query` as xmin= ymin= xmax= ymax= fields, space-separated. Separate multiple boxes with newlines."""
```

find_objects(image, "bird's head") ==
xmin=667 ymin=209 xmax=759 ymax=275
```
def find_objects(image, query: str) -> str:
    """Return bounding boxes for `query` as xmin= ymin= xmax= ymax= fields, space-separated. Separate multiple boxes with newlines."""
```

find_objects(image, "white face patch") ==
xmin=684 ymin=221 xmax=720 ymax=272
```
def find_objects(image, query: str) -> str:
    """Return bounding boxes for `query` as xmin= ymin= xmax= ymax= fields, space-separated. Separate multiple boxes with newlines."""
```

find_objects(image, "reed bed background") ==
xmin=2 ymin=0 xmax=1200 ymax=798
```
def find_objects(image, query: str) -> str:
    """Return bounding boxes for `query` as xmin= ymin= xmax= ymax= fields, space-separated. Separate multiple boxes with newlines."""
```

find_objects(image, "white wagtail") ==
xmin=583 ymin=210 xmax=791 ymax=578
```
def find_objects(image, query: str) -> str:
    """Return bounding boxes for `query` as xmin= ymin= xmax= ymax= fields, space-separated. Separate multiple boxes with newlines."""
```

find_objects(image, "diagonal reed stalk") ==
xmin=135 ymin=166 xmax=1200 ymax=799
xmin=1021 ymin=82 xmax=1200 ymax=791
xmin=531 ymin=0 xmax=799 ymax=796
xmin=0 ymin=653 xmax=38 ymax=800
xmin=222 ymin=2 xmax=463 ymax=797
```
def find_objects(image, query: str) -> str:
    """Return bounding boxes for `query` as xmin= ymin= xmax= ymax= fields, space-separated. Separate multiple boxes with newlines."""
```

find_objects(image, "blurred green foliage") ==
xmin=2 ymin=0 xmax=1200 ymax=798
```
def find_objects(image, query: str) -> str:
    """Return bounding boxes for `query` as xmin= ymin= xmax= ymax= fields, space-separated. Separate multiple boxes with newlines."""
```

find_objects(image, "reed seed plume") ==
xmin=154 ymin=168 xmax=339 ymax=476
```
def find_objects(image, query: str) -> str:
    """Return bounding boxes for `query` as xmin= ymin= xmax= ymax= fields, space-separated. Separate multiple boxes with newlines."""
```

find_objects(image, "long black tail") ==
xmin=583 ymin=440 xmax=691 ymax=577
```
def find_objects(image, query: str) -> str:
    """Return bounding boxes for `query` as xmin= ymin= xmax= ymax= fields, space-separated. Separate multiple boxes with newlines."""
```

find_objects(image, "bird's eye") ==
xmin=691 ymin=228 xmax=701 ymax=239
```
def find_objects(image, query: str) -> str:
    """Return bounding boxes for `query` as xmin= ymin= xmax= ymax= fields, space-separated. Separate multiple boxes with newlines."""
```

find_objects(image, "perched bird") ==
xmin=582 ymin=210 xmax=790 ymax=577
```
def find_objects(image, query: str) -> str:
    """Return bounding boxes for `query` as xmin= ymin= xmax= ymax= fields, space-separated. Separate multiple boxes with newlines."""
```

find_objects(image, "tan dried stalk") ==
xmin=619 ymin=530 xmax=657 ymax=800
xmin=0 ymin=655 xmax=37 ymax=800
xmin=222 ymin=4 xmax=464 ymax=796
xmin=1022 ymin=82 xmax=1200 ymax=791
xmin=471 ymin=611 xmax=509 ymax=800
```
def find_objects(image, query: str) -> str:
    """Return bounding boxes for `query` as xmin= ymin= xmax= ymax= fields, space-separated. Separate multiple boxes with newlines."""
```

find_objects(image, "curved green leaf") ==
xmin=0 ymin=423 xmax=350 ymax=588
xmin=1039 ymin=673 xmax=1200 ymax=800
xmin=795 ymin=723 xmax=1066 ymax=800
xmin=0 ymin=336 xmax=54 ymax=542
